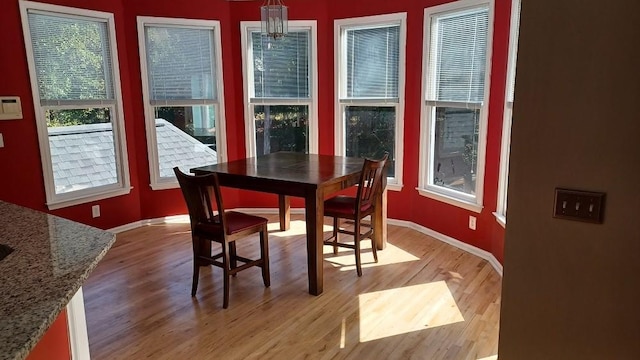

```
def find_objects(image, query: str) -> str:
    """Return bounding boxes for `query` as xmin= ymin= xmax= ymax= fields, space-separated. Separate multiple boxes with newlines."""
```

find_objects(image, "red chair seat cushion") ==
xmin=324 ymin=195 xmax=372 ymax=216
xmin=195 ymin=211 xmax=267 ymax=236
xmin=224 ymin=211 xmax=268 ymax=234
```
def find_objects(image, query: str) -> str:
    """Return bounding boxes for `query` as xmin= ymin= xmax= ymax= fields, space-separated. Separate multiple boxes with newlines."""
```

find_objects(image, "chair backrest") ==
xmin=174 ymin=167 xmax=227 ymax=232
xmin=355 ymin=153 xmax=389 ymax=215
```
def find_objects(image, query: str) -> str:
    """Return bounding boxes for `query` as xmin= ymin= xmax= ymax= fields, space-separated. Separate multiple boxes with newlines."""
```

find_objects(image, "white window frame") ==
xmin=20 ymin=1 xmax=131 ymax=210
xmin=418 ymin=0 xmax=494 ymax=213
xmin=494 ymin=0 xmax=521 ymax=227
xmin=240 ymin=21 xmax=318 ymax=157
xmin=334 ymin=13 xmax=407 ymax=191
xmin=137 ymin=16 xmax=228 ymax=190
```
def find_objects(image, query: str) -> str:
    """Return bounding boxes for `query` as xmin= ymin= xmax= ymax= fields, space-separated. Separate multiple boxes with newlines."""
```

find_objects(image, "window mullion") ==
xmin=41 ymin=99 xmax=116 ymax=108
xmin=425 ymin=100 xmax=482 ymax=109
xmin=149 ymin=99 xmax=217 ymax=107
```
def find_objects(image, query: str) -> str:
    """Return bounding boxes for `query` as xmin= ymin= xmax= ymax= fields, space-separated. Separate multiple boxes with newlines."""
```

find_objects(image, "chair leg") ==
xmin=191 ymin=237 xmax=200 ymax=296
xmin=371 ymin=231 xmax=378 ymax=263
xmin=332 ymin=217 xmax=339 ymax=255
xmin=260 ymin=226 xmax=270 ymax=287
xmin=354 ymin=221 xmax=362 ymax=277
xmin=230 ymin=242 xmax=238 ymax=277
xmin=222 ymin=241 xmax=231 ymax=309
xmin=191 ymin=261 xmax=200 ymax=297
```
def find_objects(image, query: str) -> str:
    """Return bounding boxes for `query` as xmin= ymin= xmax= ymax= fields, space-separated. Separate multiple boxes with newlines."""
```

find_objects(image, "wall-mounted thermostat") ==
xmin=0 ymin=96 xmax=23 ymax=120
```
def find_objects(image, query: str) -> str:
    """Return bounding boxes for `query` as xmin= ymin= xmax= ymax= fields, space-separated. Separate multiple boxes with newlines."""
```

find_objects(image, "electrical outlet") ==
xmin=92 ymin=205 xmax=100 ymax=218
xmin=469 ymin=216 xmax=477 ymax=230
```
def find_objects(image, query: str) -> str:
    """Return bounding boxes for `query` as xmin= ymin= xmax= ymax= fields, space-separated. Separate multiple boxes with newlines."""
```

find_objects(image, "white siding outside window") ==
xmin=20 ymin=1 xmax=131 ymax=209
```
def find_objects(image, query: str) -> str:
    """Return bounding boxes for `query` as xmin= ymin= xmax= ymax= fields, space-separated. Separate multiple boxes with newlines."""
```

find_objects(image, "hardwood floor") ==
xmin=83 ymin=214 xmax=501 ymax=360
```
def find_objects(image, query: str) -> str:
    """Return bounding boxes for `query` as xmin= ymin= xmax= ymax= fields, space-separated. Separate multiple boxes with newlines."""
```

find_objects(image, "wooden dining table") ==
xmin=191 ymin=152 xmax=387 ymax=296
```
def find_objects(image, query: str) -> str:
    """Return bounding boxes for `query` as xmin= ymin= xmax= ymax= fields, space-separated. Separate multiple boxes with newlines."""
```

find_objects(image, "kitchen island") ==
xmin=0 ymin=201 xmax=116 ymax=360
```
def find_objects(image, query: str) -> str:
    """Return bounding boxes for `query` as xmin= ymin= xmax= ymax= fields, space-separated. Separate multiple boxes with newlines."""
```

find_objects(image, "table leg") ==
xmin=373 ymin=182 xmax=388 ymax=250
xmin=278 ymin=194 xmax=291 ymax=231
xmin=304 ymin=190 xmax=323 ymax=295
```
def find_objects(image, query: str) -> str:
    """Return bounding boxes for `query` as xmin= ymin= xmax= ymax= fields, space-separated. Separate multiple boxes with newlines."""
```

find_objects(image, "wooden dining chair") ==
xmin=173 ymin=167 xmax=270 ymax=308
xmin=323 ymin=153 xmax=389 ymax=276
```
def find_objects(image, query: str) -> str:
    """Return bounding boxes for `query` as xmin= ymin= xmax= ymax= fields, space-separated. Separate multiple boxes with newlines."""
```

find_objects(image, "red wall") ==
xmin=1 ymin=0 xmax=510 ymax=254
xmin=0 ymin=0 xmax=511 ymax=256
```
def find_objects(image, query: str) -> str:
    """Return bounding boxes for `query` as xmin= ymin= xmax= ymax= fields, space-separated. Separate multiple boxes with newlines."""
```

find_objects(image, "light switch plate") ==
xmin=0 ymin=133 xmax=4 ymax=148
xmin=553 ymin=188 xmax=605 ymax=224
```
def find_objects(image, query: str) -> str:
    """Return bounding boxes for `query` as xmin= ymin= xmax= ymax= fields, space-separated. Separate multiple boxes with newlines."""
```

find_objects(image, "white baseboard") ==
xmin=108 ymin=208 xmax=503 ymax=277
xmin=107 ymin=215 xmax=191 ymax=234
xmin=107 ymin=220 xmax=146 ymax=234
xmin=386 ymin=219 xmax=503 ymax=276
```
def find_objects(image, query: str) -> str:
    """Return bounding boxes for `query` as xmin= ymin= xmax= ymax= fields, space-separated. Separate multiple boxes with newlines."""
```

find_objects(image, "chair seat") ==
xmin=196 ymin=211 xmax=268 ymax=236
xmin=324 ymin=195 xmax=372 ymax=216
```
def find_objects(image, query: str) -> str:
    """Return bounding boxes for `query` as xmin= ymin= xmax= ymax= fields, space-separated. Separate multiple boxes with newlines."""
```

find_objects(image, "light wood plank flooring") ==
xmin=83 ymin=214 xmax=501 ymax=360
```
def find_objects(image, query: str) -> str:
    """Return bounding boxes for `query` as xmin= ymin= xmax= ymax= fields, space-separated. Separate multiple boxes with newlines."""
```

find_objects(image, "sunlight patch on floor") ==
xmin=323 ymin=242 xmax=419 ymax=271
xmin=358 ymin=281 xmax=464 ymax=342
xmin=477 ymin=356 xmax=498 ymax=360
xmin=267 ymin=220 xmax=334 ymax=238
xmin=163 ymin=215 xmax=191 ymax=224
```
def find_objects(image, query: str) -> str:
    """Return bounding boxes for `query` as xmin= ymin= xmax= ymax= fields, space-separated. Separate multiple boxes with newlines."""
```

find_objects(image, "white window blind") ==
xmin=251 ymin=31 xmax=310 ymax=98
xmin=144 ymin=26 xmax=216 ymax=101
xmin=28 ymin=12 xmax=114 ymax=103
xmin=345 ymin=25 xmax=399 ymax=99
xmin=429 ymin=7 xmax=489 ymax=103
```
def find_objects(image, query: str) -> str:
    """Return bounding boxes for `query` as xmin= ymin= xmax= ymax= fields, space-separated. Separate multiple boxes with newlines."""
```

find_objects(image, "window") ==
xmin=419 ymin=0 xmax=494 ymax=212
xmin=495 ymin=0 xmax=521 ymax=226
xmin=241 ymin=21 xmax=317 ymax=157
xmin=138 ymin=17 xmax=227 ymax=189
xmin=20 ymin=1 xmax=130 ymax=209
xmin=335 ymin=13 xmax=406 ymax=189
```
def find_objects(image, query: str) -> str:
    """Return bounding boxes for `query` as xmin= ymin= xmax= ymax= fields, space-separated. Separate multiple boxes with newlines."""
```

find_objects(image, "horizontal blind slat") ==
xmin=252 ymin=31 xmax=310 ymax=99
xmin=345 ymin=25 xmax=400 ymax=99
xmin=28 ymin=12 xmax=115 ymax=102
xmin=429 ymin=7 xmax=489 ymax=103
xmin=145 ymin=26 xmax=217 ymax=101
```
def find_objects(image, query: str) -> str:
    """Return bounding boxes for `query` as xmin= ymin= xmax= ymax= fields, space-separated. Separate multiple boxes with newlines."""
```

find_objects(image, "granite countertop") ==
xmin=0 ymin=201 xmax=116 ymax=360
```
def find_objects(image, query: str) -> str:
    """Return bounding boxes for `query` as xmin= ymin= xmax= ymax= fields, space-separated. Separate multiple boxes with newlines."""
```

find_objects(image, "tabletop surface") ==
xmin=191 ymin=152 xmax=365 ymax=186
xmin=0 ymin=201 xmax=115 ymax=360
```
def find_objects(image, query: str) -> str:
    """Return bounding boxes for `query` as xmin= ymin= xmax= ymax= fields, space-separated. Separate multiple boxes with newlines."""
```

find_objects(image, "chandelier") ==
xmin=261 ymin=0 xmax=288 ymax=39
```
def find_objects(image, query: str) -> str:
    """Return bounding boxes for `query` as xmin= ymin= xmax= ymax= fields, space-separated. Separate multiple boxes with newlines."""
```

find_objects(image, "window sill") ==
xmin=150 ymin=181 xmax=179 ymax=191
xmin=416 ymin=187 xmax=483 ymax=213
xmin=47 ymin=187 xmax=133 ymax=210
xmin=386 ymin=182 xmax=403 ymax=192
xmin=493 ymin=212 xmax=506 ymax=228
